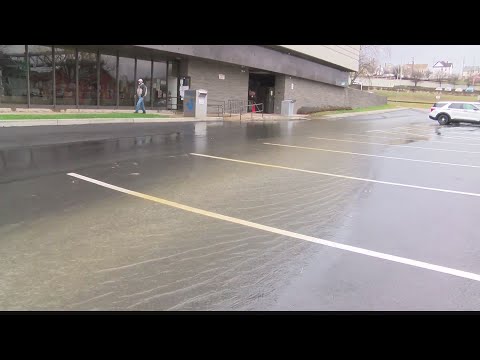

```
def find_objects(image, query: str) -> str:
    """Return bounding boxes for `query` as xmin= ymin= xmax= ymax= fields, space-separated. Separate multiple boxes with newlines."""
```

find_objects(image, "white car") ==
xmin=455 ymin=88 xmax=464 ymax=92
xmin=444 ymin=87 xmax=452 ymax=91
xmin=435 ymin=87 xmax=443 ymax=91
xmin=429 ymin=101 xmax=480 ymax=125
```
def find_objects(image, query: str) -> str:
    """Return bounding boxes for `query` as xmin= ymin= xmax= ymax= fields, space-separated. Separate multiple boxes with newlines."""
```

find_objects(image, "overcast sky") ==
xmin=382 ymin=45 xmax=480 ymax=73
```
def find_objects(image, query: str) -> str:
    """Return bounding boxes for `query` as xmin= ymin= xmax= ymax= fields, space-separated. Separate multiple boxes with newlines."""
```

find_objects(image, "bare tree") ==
xmin=411 ymin=71 xmax=423 ymax=87
xmin=466 ymin=75 xmax=475 ymax=87
xmin=435 ymin=72 xmax=447 ymax=87
xmin=424 ymin=70 xmax=432 ymax=80
xmin=449 ymin=74 xmax=459 ymax=87
xmin=392 ymin=65 xmax=401 ymax=79
xmin=350 ymin=45 xmax=391 ymax=84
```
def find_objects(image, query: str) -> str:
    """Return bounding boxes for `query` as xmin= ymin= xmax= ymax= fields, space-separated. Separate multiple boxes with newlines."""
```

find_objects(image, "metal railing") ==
xmin=165 ymin=96 xmax=182 ymax=111
xmin=226 ymin=99 xmax=247 ymax=116
xmin=150 ymin=96 xmax=183 ymax=112
xmin=151 ymin=96 xmax=264 ymax=119
xmin=207 ymin=100 xmax=225 ymax=118
xmin=239 ymin=103 xmax=264 ymax=120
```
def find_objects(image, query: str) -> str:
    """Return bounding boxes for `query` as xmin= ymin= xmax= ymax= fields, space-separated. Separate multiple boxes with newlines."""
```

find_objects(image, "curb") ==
xmin=0 ymin=117 xmax=224 ymax=127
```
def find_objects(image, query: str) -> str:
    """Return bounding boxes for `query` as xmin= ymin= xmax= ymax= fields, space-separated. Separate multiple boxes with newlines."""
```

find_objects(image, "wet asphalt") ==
xmin=1 ymin=109 xmax=480 ymax=310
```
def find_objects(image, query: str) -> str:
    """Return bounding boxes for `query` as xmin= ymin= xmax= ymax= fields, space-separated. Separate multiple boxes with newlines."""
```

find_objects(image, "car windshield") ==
xmin=433 ymin=102 xmax=447 ymax=107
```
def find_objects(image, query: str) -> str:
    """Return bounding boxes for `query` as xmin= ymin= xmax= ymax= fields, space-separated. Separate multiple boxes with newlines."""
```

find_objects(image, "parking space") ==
xmin=2 ymin=109 xmax=480 ymax=310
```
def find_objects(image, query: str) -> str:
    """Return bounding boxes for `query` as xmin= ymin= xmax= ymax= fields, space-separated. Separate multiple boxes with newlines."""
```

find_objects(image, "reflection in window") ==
xmin=100 ymin=54 xmax=116 ymax=106
xmin=168 ymin=61 xmax=179 ymax=110
xmin=118 ymin=57 xmax=135 ymax=107
xmin=152 ymin=61 xmax=167 ymax=108
xmin=55 ymin=47 xmax=76 ymax=106
xmin=0 ymin=45 xmax=28 ymax=105
xmin=136 ymin=59 xmax=151 ymax=105
xmin=29 ymin=45 xmax=53 ymax=106
xmin=78 ymin=51 xmax=97 ymax=106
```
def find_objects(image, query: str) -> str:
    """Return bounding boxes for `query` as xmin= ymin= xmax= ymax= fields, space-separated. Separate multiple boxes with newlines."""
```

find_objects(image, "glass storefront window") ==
xmin=118 ymin=57 xmax=135 ymax=107
xmin=55 ymin=47 xmax=76 ymax=106
xmin=152 ymin=61 xmax=167 ymax=108
xmin=136 ymin=59 xmax=151 ymax=105
xmin=99 ymin=54 xmax=116 ymax=106
xmin=29 ymin=45 xmax=53 ymax=106
xmin=0 ymin=45 xmax=28 ymax=105
xmin=78 ymin=51 xmax=97 ymax=106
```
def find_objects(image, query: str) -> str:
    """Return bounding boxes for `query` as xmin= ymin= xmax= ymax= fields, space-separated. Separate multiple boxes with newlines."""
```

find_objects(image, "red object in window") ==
xmin=252 ymin=104 xmax=256 ymax=113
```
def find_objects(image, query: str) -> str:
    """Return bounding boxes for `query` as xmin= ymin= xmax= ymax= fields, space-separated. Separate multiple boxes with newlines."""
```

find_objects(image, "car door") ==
xmin=462 ymin=103 xmax=480 ymax=121
xmin=447 ymin=103 xmax=463 ymax=120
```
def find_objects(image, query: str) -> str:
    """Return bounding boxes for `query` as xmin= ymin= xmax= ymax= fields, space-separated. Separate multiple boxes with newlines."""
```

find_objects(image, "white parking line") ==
xmin=372 ymin=129 xmax=480 ymax=142
xmin=393 ymin=126 xmax=436 ymax=132
xmin=309 ymin=136 xmax=480 ymax=154
xmin=67 ymin=172 xmax=480 ymax=283
xmin=190 ymin=153 xmax=480 ymax=198
xmin=369 ymin=130 xmax=429 ymax=138
xmin=341 ymin=132 xmax=480 ymax=147
xmin=263 ymin=142 xmax=480 ymax=169
xmin=400 ymin=126 xmax=480 ymax=135
xmin=410 ymin=125 xmax=435 ymax=128
xmin=412 ymin=123 xmax=471 ymax=129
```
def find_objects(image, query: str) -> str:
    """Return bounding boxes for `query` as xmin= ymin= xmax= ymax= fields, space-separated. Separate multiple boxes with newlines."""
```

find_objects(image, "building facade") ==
xmin=0 ymin=45 xmax=360 ymax=114
xmin=433 ymin=61 xmax=453 ymax=76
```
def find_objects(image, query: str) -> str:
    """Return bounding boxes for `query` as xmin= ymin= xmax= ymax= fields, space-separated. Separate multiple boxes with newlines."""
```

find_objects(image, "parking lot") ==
xmin=1 ymin=108 xmax=480 ymax=310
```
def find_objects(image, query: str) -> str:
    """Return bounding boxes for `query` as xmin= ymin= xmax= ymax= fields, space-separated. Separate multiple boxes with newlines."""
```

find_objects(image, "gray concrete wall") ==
xmin=186 ymin=58 xmax=249 ymax=104
xmin=280 ymin=76 xmax=348 ymax=114
xmin=274 ymin=75 xmax=387 ymax=114
xmin=274 ymin=75 xmax=286 ymax=114
xmin=346 ymin=88 xmax=387 ymax=109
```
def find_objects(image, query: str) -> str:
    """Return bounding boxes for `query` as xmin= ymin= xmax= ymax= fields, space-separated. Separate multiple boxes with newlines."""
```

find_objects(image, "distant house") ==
xmin=462 ymin=66 xmax=480 ymax=79
xmin=402 ymin=63 xmax=429 ymax=77
xmin=373 ymin=64 xmax=394 ymax=77
xmin=373 ymin=65 xmax=384 ymax=77
xmin=433 ymin=61 xmax=453 ymax=76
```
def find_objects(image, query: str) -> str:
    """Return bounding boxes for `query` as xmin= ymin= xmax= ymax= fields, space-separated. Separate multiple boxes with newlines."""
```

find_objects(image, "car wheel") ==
xmin=437 ymin=114 xmax=450 ymax=125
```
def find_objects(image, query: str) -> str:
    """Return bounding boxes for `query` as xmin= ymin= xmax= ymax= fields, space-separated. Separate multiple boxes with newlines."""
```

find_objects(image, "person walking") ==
xmin=134 ymin=79 xmax=148 ymax=113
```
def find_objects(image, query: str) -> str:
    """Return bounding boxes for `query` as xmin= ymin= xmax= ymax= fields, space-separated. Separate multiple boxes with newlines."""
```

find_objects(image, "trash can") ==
xmin=281 ymin=99 xmax=296 ymax=116
xmin=184 ymin=89 xmax=208 ymax=118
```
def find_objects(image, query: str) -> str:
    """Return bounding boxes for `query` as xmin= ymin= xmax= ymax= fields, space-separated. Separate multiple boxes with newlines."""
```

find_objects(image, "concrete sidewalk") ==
xmin=0 ymin=116 xmax=224 ymax=127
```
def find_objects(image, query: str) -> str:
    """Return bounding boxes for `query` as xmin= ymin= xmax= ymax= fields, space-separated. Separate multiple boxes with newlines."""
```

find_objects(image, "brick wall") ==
xmin=187 ymin=59 xmax=249 ymax=103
